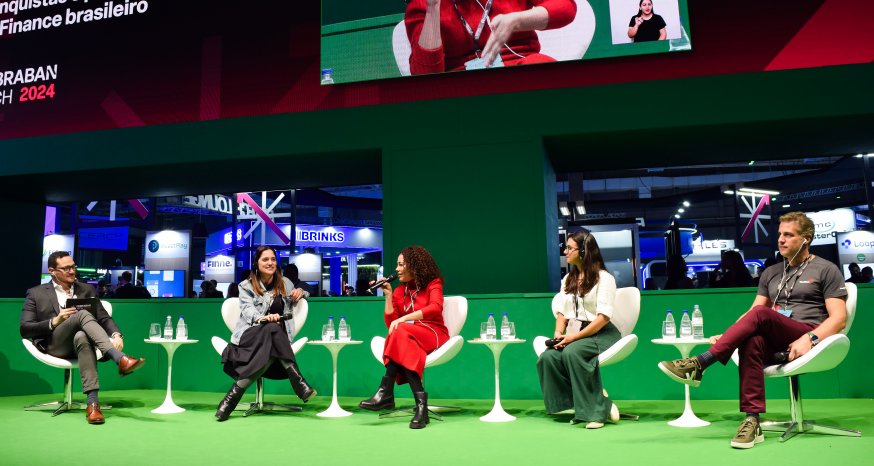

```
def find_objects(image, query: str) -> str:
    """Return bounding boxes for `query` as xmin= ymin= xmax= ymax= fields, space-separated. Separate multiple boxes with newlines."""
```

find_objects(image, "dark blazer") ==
xmin=20 ymin=281 xmax=120 ymax=352
xmin=112 ymin=283 xmax=152 ymax=299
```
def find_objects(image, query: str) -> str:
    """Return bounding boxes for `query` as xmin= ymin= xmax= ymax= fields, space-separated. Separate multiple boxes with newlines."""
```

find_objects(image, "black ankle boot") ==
xmin=410 ymin=391 xmax=429 ymax=429
xmin=215 ymin=383 xmax=246 ymax=421
xmin=285 ymin=362 xmax=316 ymax=402
xmin=358 ymin=376 xmax=396 ymax=411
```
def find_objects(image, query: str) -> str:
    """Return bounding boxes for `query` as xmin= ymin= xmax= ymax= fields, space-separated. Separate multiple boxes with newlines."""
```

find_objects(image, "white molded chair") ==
xmin=533 ymin=287 xmax=641 ymax=420
xmin=391 ymin=1 xmax=596 ymax=76
xmin=730 ymin=282 xmax=860 ymax=442
xmin=211 ymin=297 xmax=309 ymax=417
xmin=370 ymin=296 xmax=467 ymax=421
xmin=23 ymin=301 xmax=114 ymax=415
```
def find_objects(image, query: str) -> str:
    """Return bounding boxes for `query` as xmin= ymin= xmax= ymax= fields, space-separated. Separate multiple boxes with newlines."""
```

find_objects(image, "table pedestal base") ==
xmin=667 ymin=385 xmax=710 ymax=427
xmin=480 ymin=405 xmax=515 ymax=422
xmin=152 ymin=402 xmax=185 ymax=414
xmin=317 ymin=400 xmax=353 ymax=418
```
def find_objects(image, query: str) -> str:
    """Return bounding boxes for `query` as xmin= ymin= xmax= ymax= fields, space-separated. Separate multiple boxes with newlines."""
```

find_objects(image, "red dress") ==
xmin=405 ymin=0 xmax=577 ymax=75
xmin=383 ymin=278 xmax=450 ymax=385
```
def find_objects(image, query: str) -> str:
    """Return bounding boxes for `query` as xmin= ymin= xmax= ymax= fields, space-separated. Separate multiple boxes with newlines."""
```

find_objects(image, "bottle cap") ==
xmin=341 ymin=316 xmax=345 ymax=319
xmin=667 ymin=310 xmax=672 ymax=313
xmin=488 ymin=313 xmax=493 ymax=316
xmin=502 ymin=313 xmax=507 ymax=316
xmin=683 ymin=310 xmax=689 ymax=313
xmin=179 ymin=316 xmax=184 ymax=319
xmin=321 ymin=68 xmax=332 ymax=75
xmin=329 ymin=316 xmax=333 ymax=319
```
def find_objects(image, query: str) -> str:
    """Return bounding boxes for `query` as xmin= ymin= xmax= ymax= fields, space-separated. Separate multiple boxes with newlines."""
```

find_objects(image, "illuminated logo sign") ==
xmin=297 ymin=230 xmax=345 ymax=243
xmin=842 ymin=239 xmax=852 ymax=249
xmin=148 ymin=240 xmax=160 ymax=253
xmin=858 ymin=254 xmax=867 ymax=262
xmin=207 ymin=260 xmax=232 ymax=268
xmin=223 ymin=228 xmax=243 ymax=245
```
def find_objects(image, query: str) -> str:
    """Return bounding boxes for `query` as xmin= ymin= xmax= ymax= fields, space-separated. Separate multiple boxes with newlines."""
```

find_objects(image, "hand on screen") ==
xmin=483 ymin=14 xmax=517 ymax=67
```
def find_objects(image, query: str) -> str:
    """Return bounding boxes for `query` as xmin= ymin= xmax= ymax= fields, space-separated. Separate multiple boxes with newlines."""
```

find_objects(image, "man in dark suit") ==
xmin=111 ymin=271 xmax=152 ymax=299
xmin=20 ymin=251 xmax=146 ymax=424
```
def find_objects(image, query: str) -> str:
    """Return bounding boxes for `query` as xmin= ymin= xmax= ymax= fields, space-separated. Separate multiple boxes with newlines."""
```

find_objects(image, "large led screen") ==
xmin=320 ymin=0 xmax=691 ymax=84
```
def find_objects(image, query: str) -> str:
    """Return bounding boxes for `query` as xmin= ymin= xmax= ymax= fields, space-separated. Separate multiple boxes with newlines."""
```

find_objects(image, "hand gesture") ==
xmin=709 ymin=334 xmax=722 ymax=345
xmin=635 ymin=17 xmax=644 ymax=27
xmin=52 ymin=307 xmax=78 ymax=327
xmin=554 ymin=333 xmax=575 ymax=349
xmin=787 ymin=335 xmax=812 ymax=361
xmin=388 ymin=318 xmax=405 ymax=335
xmin=482 ymin=13 xmax=517 ymax=67
xmin=380 ymin=282 xmax=393 ymax=295
xmin=259 ymin=314 xmax=281 ymax=324
xmin=289 ymin=288 xmax=304 ymax=302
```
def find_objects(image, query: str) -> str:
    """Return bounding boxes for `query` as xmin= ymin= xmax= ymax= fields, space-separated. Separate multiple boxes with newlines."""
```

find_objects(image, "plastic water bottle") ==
xmin=338 ymin=316 xmax=349 ymax=341
xmin=680 ymin=310 xmax=693 ymax=338
xmin=176 ymin=316 xmax=186 ymax=340
xmin=320 ymin=68 xmax=334 ymax=85
xmin=500 ymin=313 xmax=510 ymax=339
xmin=692 ymin=305 xmax=704 ymax=340
xmin=663 ymin=311 xmax=676 ymax=340
xmin=486 ymin=313 xmax=496 ymax=340
xmin=163 ymin=316 xmax=173 ymax=340
xmin=327 ymin=316 xmax=335 ymax=341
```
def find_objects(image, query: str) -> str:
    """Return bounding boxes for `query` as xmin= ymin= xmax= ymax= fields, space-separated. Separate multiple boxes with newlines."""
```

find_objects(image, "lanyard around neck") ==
xmin=452 ymin=0 xmax=495 ymax=55
xmin=775 ymin=254 xmax=812 ymax=308
xmin=403 ymin=285 xmax=419 ymax=315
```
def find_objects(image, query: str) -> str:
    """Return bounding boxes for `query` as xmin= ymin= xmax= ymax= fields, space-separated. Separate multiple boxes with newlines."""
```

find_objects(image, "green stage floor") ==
xmin=1 ymin=391 xmax=871 ymax=466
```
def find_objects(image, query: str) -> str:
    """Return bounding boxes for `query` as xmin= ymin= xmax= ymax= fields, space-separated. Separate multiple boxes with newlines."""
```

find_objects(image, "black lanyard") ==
xmin=775 ymin=255 xmax=812 ymax=309
xmin=452 ymin=0 xmax=494 ymax=55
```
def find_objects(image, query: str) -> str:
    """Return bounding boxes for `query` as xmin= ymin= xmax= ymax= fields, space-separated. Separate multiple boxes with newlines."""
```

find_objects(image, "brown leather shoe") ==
xmin=86 ymin=403 xmax=105 ymax=424
xmin=118 ymin=355 xmax=146 ymax=377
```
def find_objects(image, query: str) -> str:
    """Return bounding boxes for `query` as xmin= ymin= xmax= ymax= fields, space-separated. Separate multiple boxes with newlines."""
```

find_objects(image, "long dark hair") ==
xmin=722 ymin=250 xmax=753 ymax=286
xmin=249 ymin=245 xmax=287 ymax=297
xmin=634 ymin=0 xmax=655 ymax=18
xmin=400 ymin=245 xmax=443 ymax=288
xmin=563 ymin=230 xmax=608 ymax=297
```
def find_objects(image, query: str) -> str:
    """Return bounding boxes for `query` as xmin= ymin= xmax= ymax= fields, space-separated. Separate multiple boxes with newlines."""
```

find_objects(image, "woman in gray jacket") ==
xmin=216 ymin=246 xmax=316 ymax=421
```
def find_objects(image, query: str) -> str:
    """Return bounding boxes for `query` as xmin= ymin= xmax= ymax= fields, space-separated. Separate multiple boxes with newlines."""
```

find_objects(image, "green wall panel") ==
xmin=3 ymin=286 xmax=870 ymax=410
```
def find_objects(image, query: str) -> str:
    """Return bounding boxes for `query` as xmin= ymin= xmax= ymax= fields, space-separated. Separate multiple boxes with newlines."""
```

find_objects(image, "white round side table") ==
xmin=307 ymin=340 xmax=362 ymax=418
xmin=652 ymin=338 xmax=710 ymax=427
xmin=144 ymin=339 xmax=198 ymax=414
xmin=468 ymin=339 xmax=526 ymax=422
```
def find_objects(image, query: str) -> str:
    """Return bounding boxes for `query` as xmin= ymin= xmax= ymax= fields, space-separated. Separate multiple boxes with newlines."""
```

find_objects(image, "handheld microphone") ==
xmin=773 ymin=351 xmax=791 ymax=364
xmin=368 ymin=273 xmax=398 ymax=292
xmin=256 ymin=313 xmax=293 ymax=325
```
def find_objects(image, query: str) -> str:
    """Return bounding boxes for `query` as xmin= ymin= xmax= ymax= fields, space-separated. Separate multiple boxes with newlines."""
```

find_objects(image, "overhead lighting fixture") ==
xmin=678 ymin=208 xmax=685 ymax=213
xmin=575 ymin=204 xmax=586 ymax=215
xmin=558 ymin=202 xmax=570 ymax=216
xmin=782 ymin=204 xmax=790 ymax=208
xmin=738 ymin=187 xmax=780 ymax=196
xmin=724 ymin=190 xmax=735 ymax=195
xmin=674 ymin=214 xmax=681 ymax=218
xmin=748 ymin=161 xmax=755 ymax=165
xmin=683 ymin=201 xmax=690 ymax=207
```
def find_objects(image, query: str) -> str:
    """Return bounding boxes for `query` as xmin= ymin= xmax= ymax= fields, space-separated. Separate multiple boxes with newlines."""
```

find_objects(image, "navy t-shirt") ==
xmin=629 ymin=14 xmax=667 ymax=42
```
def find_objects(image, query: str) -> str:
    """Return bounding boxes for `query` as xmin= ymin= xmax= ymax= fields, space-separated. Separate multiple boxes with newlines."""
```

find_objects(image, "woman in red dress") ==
xmin=405 ymin=0 xmax=577 ymax=74
xmin=358 ymin=245 xmax=449 ymax=429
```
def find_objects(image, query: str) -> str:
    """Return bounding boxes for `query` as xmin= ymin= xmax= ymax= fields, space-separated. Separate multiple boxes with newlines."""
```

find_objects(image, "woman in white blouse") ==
xmin=536 ymin=230 xmax=621 ymax=428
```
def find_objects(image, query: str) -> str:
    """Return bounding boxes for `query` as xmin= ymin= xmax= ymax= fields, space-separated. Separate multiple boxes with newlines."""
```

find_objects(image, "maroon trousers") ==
xmin=708 ymin=306 xmax=816 ymax=413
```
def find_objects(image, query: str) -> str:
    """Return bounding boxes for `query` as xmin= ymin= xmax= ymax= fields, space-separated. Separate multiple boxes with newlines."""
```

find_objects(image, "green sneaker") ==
xmin=658 ymin=357 xmax=704 ymax=387
xmin=731 ymin=416 xmax=764 ymax=449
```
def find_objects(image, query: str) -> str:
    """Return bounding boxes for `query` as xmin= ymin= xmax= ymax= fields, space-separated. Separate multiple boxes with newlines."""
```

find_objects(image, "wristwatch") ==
xmin=806 ymin=332 xmax=819 ymax=347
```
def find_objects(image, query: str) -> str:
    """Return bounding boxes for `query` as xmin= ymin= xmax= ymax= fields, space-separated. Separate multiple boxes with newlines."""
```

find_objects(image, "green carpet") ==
xmin=1 ymin=391 xmax=870 ymax=466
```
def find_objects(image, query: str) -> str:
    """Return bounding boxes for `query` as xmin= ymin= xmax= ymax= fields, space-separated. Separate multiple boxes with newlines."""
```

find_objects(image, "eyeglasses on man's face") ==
xmin=53 ymin=265 xmax=78 ymax=272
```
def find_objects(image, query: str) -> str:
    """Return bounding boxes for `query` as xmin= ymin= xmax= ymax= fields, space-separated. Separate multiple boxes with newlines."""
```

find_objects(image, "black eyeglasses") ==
xmin=564 ymin=246 xmax=580 ymax=252
xmin=54 ymin=265 xmax=78 ymax=272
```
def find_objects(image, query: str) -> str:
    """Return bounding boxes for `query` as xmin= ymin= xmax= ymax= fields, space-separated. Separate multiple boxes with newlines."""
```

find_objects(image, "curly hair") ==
xmin=400 ymin=245 xmax=443 ymax=288
xmin=779 ymin=211 xmax=815 ymax=240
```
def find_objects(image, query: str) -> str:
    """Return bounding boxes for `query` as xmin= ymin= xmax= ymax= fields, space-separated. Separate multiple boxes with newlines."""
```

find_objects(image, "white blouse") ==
xmin=552 ymin=270 xmax=616 ymax=321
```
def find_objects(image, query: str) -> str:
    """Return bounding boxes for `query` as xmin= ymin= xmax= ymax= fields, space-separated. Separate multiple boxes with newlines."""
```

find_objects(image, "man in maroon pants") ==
xmin=658 ymin=212 xmax=848 ymax=449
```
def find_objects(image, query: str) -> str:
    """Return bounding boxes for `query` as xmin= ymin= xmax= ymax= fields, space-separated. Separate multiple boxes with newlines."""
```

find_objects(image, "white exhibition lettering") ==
xmin=183 ymin=194 xmax=254 ymax=216
xmin=806 ymin=208 xmax=855 ymax=246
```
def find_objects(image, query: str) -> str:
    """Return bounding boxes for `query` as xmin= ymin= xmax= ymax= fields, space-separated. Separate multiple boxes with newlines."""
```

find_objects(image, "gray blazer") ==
xmin=20 ymin=281 xmax=120 ymax=352
xmin=232 ymin=277 xmax=309 ymax=346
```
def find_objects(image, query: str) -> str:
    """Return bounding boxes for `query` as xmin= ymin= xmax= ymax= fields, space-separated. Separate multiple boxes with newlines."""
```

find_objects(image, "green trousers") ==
xmin=536 ymin=322 xmax=621 ymax=423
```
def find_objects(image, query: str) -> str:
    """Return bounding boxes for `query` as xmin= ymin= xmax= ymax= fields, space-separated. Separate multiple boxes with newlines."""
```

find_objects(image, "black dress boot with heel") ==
xmin=216 ymin=383 xmax=246 ymax=421
xmin=410 ymin=391 xmax=429 ymax=429
xmin=285 ymin=362 xmax=317 ymax=402
xmin=358 ymin=376 xmax=396 ymax=411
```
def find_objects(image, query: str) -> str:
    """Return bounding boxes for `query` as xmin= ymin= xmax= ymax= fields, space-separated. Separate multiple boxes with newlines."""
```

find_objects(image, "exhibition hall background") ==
xmin=1 ymin=1 xmax=873 ymax=399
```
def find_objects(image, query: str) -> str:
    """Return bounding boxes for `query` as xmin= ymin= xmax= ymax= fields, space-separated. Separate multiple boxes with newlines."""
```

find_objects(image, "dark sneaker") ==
xmin=658 ymin=357 xmax=704 ymax=387
xmin=731 ymin=416 xmax=764 ymax=449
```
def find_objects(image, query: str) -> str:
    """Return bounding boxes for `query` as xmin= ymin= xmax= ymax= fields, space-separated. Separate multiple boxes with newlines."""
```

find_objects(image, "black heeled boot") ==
xmin=358 ymin=376 xmax=396 ymax=411
xmin=285 ymin=362 xmax=317 ymax=402
xmin=410 ymin=391 xmax=429 ymax=429
xmin=215 ymin=383 xmax=246 ymax=421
